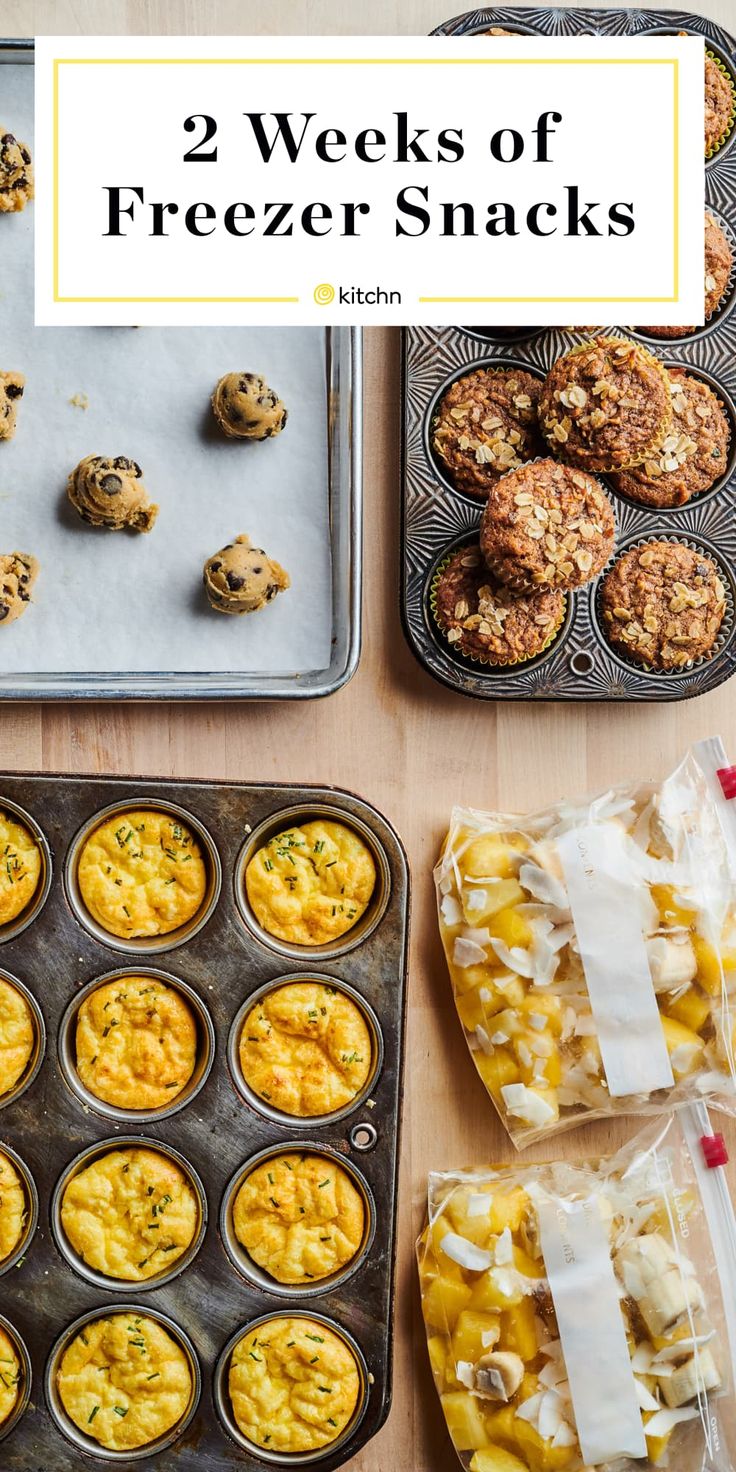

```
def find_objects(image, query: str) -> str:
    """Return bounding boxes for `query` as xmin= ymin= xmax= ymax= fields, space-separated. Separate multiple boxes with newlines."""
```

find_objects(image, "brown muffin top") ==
xmin=609 ymin=370 xmax=730 ymax=508
xmin=600 ymin=541 xmax=726 ymax=670
xmin=435 ymin=546 xmax=565 ymax=664
xmin=539 ymin=337 xmax=672 ymax=472
xmin=705 ymin=51 xmax=734 ymax=155
xmin=479 ymin=458 xmax=615 ymax=594
xmin=636 ymin=211 xmax=732 ymax=337
xmin=432 ymin=367 xmax=542 ymax=498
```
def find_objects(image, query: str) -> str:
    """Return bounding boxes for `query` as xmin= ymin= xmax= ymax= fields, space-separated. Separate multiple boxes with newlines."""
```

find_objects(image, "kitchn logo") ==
xmin=313 ymin=283 xmax=402 ymax=306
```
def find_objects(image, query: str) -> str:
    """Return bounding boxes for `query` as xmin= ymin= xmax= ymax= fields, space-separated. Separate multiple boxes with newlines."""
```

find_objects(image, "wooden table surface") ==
xmin=4 ymin=1 xmax=736 ymax=1468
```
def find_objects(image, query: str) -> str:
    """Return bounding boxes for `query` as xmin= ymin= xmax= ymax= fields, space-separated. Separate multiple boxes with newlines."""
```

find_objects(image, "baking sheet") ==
xmin=1 ymin=60 xmax=333 ymax=677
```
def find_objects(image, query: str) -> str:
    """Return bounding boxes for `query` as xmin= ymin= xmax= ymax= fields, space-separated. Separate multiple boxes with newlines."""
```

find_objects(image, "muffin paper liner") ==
xmin=705 ymin=47 xmax=736 ymax=161
xmin=540 ymin=336 xmax=675 ymax=473
xmin=606 ymin=363 xmax=736 ymax=513
xmin=429 ymin=542 xmax=568 ymax=670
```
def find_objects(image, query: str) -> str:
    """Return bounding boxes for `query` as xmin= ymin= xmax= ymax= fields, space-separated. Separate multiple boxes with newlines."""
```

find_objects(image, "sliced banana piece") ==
xmin=646 ymin=934 xmax=697 ymax=992
xmin=473 ymin=1350 xmax=525 ymax=1401
xmin=660 ymin=1346 xmax=721 ymax=1408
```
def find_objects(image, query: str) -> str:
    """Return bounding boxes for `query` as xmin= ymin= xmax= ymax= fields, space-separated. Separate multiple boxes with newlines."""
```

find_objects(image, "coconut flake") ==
xmin=634 ymin=1378 xmax=660 ymax=1412
xmin=516 ymin=1392 xmax=544 ymax=1424
xmin=440 ymin=1232 xmax=493 ymax=1272
xmin=481 ymin=1328 xmax=498 ymax=1349
xmin=552 ymin=1421 xmax=577 ymax=1449
xmin=494 ymin=1227 xmax=513 ymax=1265
xmin=476 ymin=1026 xmax=493 ymax=1056
xmin=573 ymin=1013 xmax=597 ymax=1037
xmin=453 ymin=936 xmax=488 ymax=968
xmin=455 ymin=1360 xmax=475 ymax=1389
xmin=466 ymin=889 xmax=490 ymax=914
xmin=491 ymin=1031 xmax=510 ymax=1046
xmin=631 ymin=1343 xmax=655 ymax=1375
xmin=644 ymin=1407 xmax=699 ymax=1437
xmin=538 ymin=1389 xmax=566 ymax=1440
xmin=467 ymin=1192 xmax=493 ymax=1219
xmin=670 ymin=1042 xmax=703 ymax=1075
xmin=501 ymin=1083 xmax=556 ymax=1127
xmin=520 ymin=861 xmax=569 ymax=910
xmin=528 ymin=1012 xmax=548 ymax=1031
xmin=441 ymin=894 xmax=463 ymax=928
xmin=489 ymin=937 xmax=534 ymax=977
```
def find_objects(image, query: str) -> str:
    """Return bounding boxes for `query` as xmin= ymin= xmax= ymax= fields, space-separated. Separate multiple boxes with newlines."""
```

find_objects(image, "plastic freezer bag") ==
xmin=435 ymin=737 xmax=736 ymax=1147
xmin=417 ymin=1106 xmax=736 ymax=1472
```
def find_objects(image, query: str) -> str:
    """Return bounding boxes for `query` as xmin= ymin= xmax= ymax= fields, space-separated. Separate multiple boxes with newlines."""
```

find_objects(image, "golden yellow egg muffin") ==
xmin=233 ymin=1153 xmax=365 ymax=1286
xmin=239 ymin=982 xmax=372 ymax=1117
xmin=245 ymin=820 xmax=376 ymax=947
xmin=57 ymin=1313 xmax=192 ymax=1451
xmin=0 ymin=976 xmax=35 ymax=1100
xmin=0 ymin=809 xmax=42 ymax=929
xmin=75 ymin=977 xmax=197 ymax=1111
xmin=0 ymin=1326 xmax=21 ymax=1426
xmin=77 ymin=809 xmax=207 ymax=940
xmin=61 ymin=1147 xmax=199 ymax=1282
xmin=0 ymin=1151 xmax=26 ymax=1265
xmin=229 ymin=1316 xmax=360 ymax=1453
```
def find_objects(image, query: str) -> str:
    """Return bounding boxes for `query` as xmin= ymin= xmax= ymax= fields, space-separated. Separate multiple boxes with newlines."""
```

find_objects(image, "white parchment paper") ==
xmin=0 ymin=62 xmax=332 ymax=675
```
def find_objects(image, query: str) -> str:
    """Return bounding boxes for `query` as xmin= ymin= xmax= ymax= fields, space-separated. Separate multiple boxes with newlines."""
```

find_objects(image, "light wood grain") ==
xmin=3 ymin=2 xmax=736 ymax=1467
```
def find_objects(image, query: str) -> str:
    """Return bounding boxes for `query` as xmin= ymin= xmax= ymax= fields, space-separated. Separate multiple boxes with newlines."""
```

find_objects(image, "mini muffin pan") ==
xmin=401 ymin=7 xmax=736 ymax=702
xmin=0 ymin=773 xmax=408 ymax=1471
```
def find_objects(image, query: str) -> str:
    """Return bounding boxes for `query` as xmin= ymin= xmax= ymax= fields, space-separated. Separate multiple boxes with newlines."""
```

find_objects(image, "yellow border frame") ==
xmin=52 ymin=55 xmax=679 ymax=306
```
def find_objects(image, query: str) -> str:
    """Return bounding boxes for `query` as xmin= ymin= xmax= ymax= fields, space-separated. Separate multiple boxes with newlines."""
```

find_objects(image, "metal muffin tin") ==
xmin=0 ymin=772 xmax=408 ymax=1471
xmin=402 ymin=6 xmax=736 ymax=702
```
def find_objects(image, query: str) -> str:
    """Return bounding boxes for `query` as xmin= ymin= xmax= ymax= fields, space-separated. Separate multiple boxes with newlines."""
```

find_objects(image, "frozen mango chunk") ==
xmin=664 ymin=985 xmax=709 ymax=1034
xmin=461 ymin=836 xmax=519 ymax=881
xmin=452 ymin=1309 xmax=501 ymax=1364
xmin=441 ymin=1391 xmax=489 ymax=1451
xmin=470 ymin=1449 xmax=528 ymax=1472
xmin=474 ymin=1047 xmax=520 ymax=1100
xmin=423 ymin=1274 xmax=472 ymax=1330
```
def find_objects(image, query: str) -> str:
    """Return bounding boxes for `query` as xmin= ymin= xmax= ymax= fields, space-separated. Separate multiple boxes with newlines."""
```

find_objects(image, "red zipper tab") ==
xmin=701 ymin=1132 xmax=729 ymax=1167
xmin=717 ymin=767 xmax=736 ymax=800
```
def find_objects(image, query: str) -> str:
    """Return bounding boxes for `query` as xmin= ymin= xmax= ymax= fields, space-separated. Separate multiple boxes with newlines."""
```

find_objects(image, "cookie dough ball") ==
xmin=203 ymin=534 xmax=290 ymax=615
xmin=434 ymin=544 xmax=566 ymax=665
xmin=540 ymin=337 xmax=672 ymax=472
xmin=705 ymin=49 xmax=734 ymax=156
xmin=600 ymin=541 xmax=726 ymax=670
xmin=0 ymin=130 xmax=33 ymax=213
xmin=480 ymin=458 xmax=615 ymax=594
xmin=228 ymin=1316 xmax=360 ymax=1453
xmin=0 ymin=553 xmax=38 ymax=628
xmin=636 ymin=212 xmax=733 ymax=336
xmin=67 ymin=455 xmax=158 ymax=532
xmin=610 ymin=370 xmax=730 ymax=508
xmin=212 ymin=373 xmax=287 ymax=440
xmin=0 ymin=372 xmax=24 ymax=440
xmin=432 ymin=366 xmax=543 ymax=498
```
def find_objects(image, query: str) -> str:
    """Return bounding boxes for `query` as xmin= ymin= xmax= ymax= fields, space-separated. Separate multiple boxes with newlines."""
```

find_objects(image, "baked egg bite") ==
xmin=228 ymin=1315 xmax=361 ymax=1453
xmin=238 ymin=981 xmax=372 ymax=1117
xmin=60 ymin=1146 xmax=199 ymax=1283
xmin=245 ymin=820 xmax=376 ymax=947
xmin=76 ymin=809 xmax=207 ymax=940
xmin=233 ymin=1152 xmax=365 ymax=1286
xmin=0 ymin=1151 xmax=26 ymax=1265
xmin=56 ymin=1312 xmax=192 ymax=1451
xmin=0 ymin=1325 xmax=21 ymax=1426
xmin=0 ymin=809 xmax=41 ymax=929
xmin=0 ymin=975 xmax=35 ymax=1099
xmin=75 ymin=976 xmax=197 ymax=1111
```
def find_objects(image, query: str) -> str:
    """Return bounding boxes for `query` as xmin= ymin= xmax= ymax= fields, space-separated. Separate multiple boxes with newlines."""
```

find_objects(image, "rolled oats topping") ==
xmin=479 ymin=458 xmax=615 ymax=594
xmin=600 ymin=541 xmax=726 ymax=670
xmin=610 ymin=369 xmax=730 ymax=508
xmin=704 ymin=49 xmax=734 ymax=156
xmin=434 ymin=545 xmax=565 ymax=664
xmin=539 ymin=337 xmax=672 ymax=472
xmin=432 ymin=367 xmax=543 ymax=498
xmin=636 ymin=211 xmax=733 ymax=337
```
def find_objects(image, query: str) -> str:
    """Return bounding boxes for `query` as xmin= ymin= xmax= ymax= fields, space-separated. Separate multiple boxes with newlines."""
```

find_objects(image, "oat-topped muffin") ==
xmin=539 ymin=337 xmax=672 ymax=472
xmin=610 ymin=370 xmax=730 ymax=508
xmin=432 ymin=366 xmax=542 ymax=498
xmin=705 ymin=49 xmax=734 ymax=156
xmin=479 ymin=458 xmax=615 ymax=594
xmin=434 ymin=545 xmax=565 ymax=664
xmin=637 ymin=212 xmax=733 ymax=336
xmin=600 ymin=542 xmax=726 ymax=670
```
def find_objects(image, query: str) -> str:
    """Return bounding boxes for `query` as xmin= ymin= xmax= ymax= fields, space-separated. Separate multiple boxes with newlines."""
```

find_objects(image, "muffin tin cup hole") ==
xmin=349 ymin=1121 xmax=378 ymax=1153
xmin=591 ymin=530 xmax=736 ymax=679
xmin=0 ymin=1142 xmax=38 ymax=1278
xmin=0 ymin=1312 xmax=32 ymax=1444
xmin=422 ymin=356 xmax=547 ymax=508
xmin=568 ymin=650 xmax=596 ymax=677
xmin=219 ymin=1141 xmax=376 ymax=1300
xmin=213 ymin=1310 xmax=370 ymax=1466
xmin=423 ymin=531 xmax=574 ymax=679
xmin=602 ymin=360 xmax=736 ymax=515
xmin=233 ymin=804 xmax=391 ymax=964
xmin=227 ymin=973 xmax=384 ymax=1131
xmin=50 ymin=1134 xmax=208 ymax=1293
xmin=57 ymin=967 xmax=216 ymax=1125
xmin=0 ymin=796 xmax=53 ymax=946
xmin=44 ymin=1303 xmax=201 ymax=1462
xmin=63 ymin=797 xmax=222 ymax=956
xmin=0 ymin=968 xmax=46 ymax=1113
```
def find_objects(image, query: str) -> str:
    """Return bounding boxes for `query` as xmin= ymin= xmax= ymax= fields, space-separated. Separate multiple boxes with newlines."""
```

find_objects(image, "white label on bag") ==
xmin=557 ymin=823 xmax=674 ymax=1096
xmin=535 ymin=1191 xmax=647 ymax=1464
